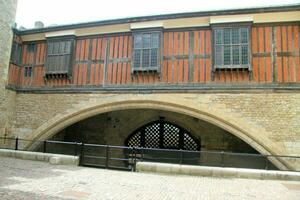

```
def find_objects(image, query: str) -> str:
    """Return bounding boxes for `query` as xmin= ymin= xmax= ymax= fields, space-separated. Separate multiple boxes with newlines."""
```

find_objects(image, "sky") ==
xmin=15 ymin=0 xmax=300 ymax=29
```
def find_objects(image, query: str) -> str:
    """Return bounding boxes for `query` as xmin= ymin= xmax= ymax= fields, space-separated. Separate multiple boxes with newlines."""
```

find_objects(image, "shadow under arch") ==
xmin=24 ymin=100 xmax=290 ymax=170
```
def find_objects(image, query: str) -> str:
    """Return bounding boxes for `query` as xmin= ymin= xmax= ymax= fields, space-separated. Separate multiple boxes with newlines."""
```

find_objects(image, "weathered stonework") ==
xmin=7 ymin=91 xmax=300 ymax=170
xmin=0 ymin=0 xmax=18 ymax=139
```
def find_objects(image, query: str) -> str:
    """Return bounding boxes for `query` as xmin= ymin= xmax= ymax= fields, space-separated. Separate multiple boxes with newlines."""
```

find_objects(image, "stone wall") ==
xmin=9 ymin=92 xmax=300 ymax=169
xmin=0 ymin=0 xmax=18 ymax=140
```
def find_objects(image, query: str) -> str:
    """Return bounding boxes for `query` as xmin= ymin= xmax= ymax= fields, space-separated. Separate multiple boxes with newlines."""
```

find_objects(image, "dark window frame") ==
xmin=212 ymin=23 xmax=251 ymax=70
xmin=24 ymin=66 xmax=33 ymax=77
xmin=10 ymin=41 xmax=22 ymax=65
xmin=132 ymin=29 xmax=162 ymax=72
xmin=45 ymin=35 xmax=75 ymax=78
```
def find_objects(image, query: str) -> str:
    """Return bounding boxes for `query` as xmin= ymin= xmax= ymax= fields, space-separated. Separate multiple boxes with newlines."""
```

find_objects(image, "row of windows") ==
xmin=12 ymin=26 xmax=250 ymax=78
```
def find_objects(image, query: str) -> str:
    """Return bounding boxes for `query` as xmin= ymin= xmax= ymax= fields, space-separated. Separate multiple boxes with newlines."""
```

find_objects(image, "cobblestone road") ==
xmin=0 ymin=157 xmax=300 ymax=200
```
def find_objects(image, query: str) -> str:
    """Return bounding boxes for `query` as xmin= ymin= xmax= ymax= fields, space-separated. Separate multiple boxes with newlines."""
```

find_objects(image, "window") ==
xmin=133 ymin=32 xmax=161 ymax=71
xmin=10 ymin=42 xmax=22 ymax=65
xmin=24 ymin=66 xmax=32 ymax=77
xmin=213 ymin=27 xmax=250 ymax=69
xmin=45 ymin=37 xmax=74 ymax=78
xmin=27 ymin=43 xmax=35 ymax=52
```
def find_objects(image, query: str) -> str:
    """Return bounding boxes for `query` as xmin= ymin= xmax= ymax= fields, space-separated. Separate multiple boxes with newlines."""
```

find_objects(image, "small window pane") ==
xmin=231 ymin=28 xmax=239 ymax=44
xmin=242 ymin=45 xmax=248 ymax=64
xmin=224 ymin=29 xmax=231 ymax=44
xmin=143 ymin=34 xmax=151 ymax=48
xmin=150 ymin=49 xmax=158 ymax=67
xmin=223 ymin=46 xmax=231 ymax=65
xmin=142 ymin=49 xmax=150 ymax=67
xmin=215 ymin=46 xmax=222 ymax=65
xmin=134 ymin=35 xmax=142 ymax=48
xmin=215 ymin=29 xmax=222 ymax=44
xmin=134 ymin=50 xmax=141 ymax=68
xmin=151 ymin=33 xmax=159 ymax=48
xmin=232 ymin=46 xmax=240 ymax=65
xmin=241 ymin=28 xmax=248 ymax=43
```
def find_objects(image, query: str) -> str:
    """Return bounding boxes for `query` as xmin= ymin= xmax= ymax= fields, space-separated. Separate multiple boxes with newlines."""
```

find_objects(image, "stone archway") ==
xmin=23 ymin=99 xmax=292 ymax=170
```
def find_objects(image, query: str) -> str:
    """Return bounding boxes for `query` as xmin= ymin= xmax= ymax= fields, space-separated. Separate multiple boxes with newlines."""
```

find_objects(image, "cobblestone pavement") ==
xmin=0 ymin=157 xmax=300 ymax=200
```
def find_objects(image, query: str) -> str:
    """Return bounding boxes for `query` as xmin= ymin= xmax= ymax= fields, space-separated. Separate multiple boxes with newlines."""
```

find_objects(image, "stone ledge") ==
xmin=136 ymin=162 xmax=300 ymax=181
xmin=0 ymin=149 xmax=79 ymax=165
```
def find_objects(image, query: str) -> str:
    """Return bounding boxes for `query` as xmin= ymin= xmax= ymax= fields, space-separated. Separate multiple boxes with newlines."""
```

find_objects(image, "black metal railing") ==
xmin=0 ymin=137 xmax=300 ymax=172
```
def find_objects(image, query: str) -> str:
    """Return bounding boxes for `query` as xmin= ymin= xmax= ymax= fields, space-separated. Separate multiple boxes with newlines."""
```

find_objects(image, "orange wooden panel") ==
xmin=265 ymin=57 xmax=272 ymax=82
xmin=193 ymin=59 xmax=199 ymax=83
xmin=276 ymin=26 xmax=282 ymax=52
xmin=258 ymin=27 xmax=264 ymax=53
xmin=184 ymin=32 xmax=189 ymax=55
xmin=40 ymin=43 xmax=46 ymax=64
xmin=179 ymin=32 xmax=184 ymax=55
xmin=178 ymin=59 xmax=183 ymax=83
xmin=296 ymin=56 xmax=300 ymax=82
xmin=287 ymin=26 xmax=293 ymax=52
xmin=277 ymin=57 xmax=283 ymax=82
xmin=162 ymin=60 xmax=168 ymax=82
xmin=205 ymin=30 xmax=211 ymax=55
xmin=114 ymin=36 xmax=119 ymax=59
xmin=252 ymin=57 xmax=259 ymax=82
xmin=107 ymin=63 xmax=112 ymax=84
xmin=91 ymin=39 xmax=97 ymax=60
xmin=123 ymin=36 xmax=128 ymax=58
xmin=264 ymin=27 xmax=271 ymax=53
xmin=199 ymin=59 xmax=205 ymax=83
xmin=85 ymin=39 xmax=90 ymax=60
xmin=259 ymin=57 xmax=265 ymax=82
xmin=289 ymin=57 xmax=295 ymax=82
xmin=116 ymin=63 xmax=122 ymax=84
xmin=174 ymin=32 xmax=179 ymax=56
xmin=167 ymin=60 xmax=172 ymax=83
xmin=101 ymin=38 xmax=106 ymax=59
xmin=127 ymin=36 xmax=132 ymax=58
xmin=168 ymin=32 xmax=173 ymax=56
xmin=79 ymin=40 xmax=85 ymax=61
xmin=199 ymin=31 xmax=205 ymax=55
xmin=90 ymin=64 xmax=95 ymax=84
xmin=163 ymin=33 xmax=168 ymax=56
xmin=294 ymin=26 xmax=299 ymax=51
xmin=78 ymin=64 xmax=83 ymax=85
xmin=109 ymin=37 xmax=114 ymax=59
xmin=194 ymin=31 xmax=199 ymax=55
xmin=183 ymin=59 xmax=189 ymax=82
xmin=283 ymin=57 xmax=289 ymax=82
xmin=126 ymin=63 xmax=131 ymax=84
xmin=252 ymin=27 xmax=258 ymax=53
xmin=173 ymin=60 xmax=178 ymax=83
xmin=282 ymin=26 xmax=287 ymax=52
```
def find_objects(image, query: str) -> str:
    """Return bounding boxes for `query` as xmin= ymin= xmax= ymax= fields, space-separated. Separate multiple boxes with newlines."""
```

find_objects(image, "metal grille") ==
xmin=126 ymin=121 xmax=200 ymax=151
xmin=183 ymin=133 xmax=198 ymax=151
xmin=163 ymin=123 xmax=179 ymax=149
xmin=145 ymin=123 xmax=160 ymax=148
xmin=127 ymin=131 xmax=141 ymax=147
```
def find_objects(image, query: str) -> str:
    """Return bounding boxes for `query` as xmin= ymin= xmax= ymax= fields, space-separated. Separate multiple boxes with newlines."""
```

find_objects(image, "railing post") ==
xmin=15 ymin=137 xmax=18 ymax=150
xmin=179 ymin=149 xmax=183 ymax=164
xmin=132 ymin=147 xmax=136 ymax=172
xmin=141 ymin=148 xmax=144 ymax=162
xmin=74 ymin=142 xmax=77 ymax=156
xmin=79 ymin=142 xmax=84 ymax=165
xmin=265 ymin=155 xmax=269 ymax=170
xmin=105 ymin=145 xmax=109 ymax=169
xmin=43 ymin=140 xmax=47 ymax=153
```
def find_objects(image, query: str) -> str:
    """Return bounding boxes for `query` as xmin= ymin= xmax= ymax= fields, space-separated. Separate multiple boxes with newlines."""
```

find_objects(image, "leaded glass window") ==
xmin=214 ymin=27 xmax=250 ymax=69
xmin=133 ymin=32 xmax=160 ymax=71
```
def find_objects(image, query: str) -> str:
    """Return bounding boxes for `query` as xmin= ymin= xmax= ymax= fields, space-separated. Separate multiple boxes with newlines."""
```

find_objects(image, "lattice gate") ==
xmin=126 ymin=120 xmax=200 ymax=151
